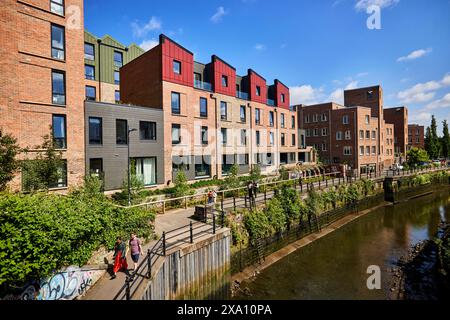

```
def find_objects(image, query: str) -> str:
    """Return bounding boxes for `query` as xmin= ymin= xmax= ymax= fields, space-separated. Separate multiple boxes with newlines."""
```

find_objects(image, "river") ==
xmin=234 ymin=187 xmax=450 ymax=300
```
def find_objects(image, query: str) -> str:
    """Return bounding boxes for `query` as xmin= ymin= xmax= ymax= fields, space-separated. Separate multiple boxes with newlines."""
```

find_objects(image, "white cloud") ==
xmin=210 ymin=7 xmax=228 ymax=23
xmin=132 ymin=17 xmax=162 ymax=38
xmin=289 ymin=85 xmax=325 ymax=106
xmin=397 ymin=74 xmax=450 ymax=104
xmin=327 ymin=81 xmax=359 ymax=105
xmin=355 ymin=0 xmax=400 ymax=11
xmin=139 ymin=39 xmax=159 ymax=51
xmin=254 ymin=44 xmax=266 ymax=51
xmin=409 ymin=112 xmax=432 ymax=123
xmin=425 ymin=93 xmax=450 ymax=110
xmin=397 ymin=48 xmax=432 ymax=62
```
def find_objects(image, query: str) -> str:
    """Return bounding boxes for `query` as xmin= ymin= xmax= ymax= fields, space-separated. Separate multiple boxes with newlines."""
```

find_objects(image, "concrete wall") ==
xmin=140 ymin=230 xmax=231 ymax=300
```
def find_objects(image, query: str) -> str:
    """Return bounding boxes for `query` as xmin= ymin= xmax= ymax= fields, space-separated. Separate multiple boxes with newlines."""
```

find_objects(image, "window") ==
xmin=270 ymin=132 xmax=274 ymax=146
xmin=345 ymin=130 xmax=351 ymax=140
xmin=194 ymin=72 xmax=201 ymax=83
xmin=240 ymin=105 xmax=246 ymax=122
xmin=135 ymin=158 xmax=157 ymax=186
xmin=172 ymin=124 xmax=181 ymax=144
xmin=238 ymin=154 xmax=249 ymax=166
xmin=195 ymin=156 xmax=211 ymax=178
xmin=256 ymin=86 xmax=261 ymax=96
xmin=221 ymin=102 xmax=228 ymax=121
xmin=89 ymin=159 xmax=103 ymax=175
xmin=85 ymin=86 xmax=96 ymax=101
xmin=322 ymin=128 xmax=328 ymax=136
xmin=114 ymin=51 xmax=123 ymax=68
xmin=89 ymin=117 xmax=102 ymax=145
xmin=281 ymin=93 xmax=285 ymax=103
xmin=367 ymin=90 xmax=374 ymax=100
xmin=114 ymin=71 xmax=120 ymax=85
xmin=115 ymin=90 xmax=120 ymax=104
xmin=50 ymin=0 xmax=64 ymax=15
xmin=52 ymin=115 xmax=66 ymax=149
xmin=336 ymin=131 xmax=343 ymax=140
xmin=344 ymin=146 xmax=352 ymax=155
xmin=85 ymin=65 xmax=95 ymax=80
xmin=321 ymin=113 xmax=328 ymax=122
xmin=360 ymin=146 xmax=364 ymax=156
xmin=360 ymin=130 xmax=364 ymax=140
xmin=305 ymin=115 xmax=310 ymax=123
xmin=292 ymin=134 xmax=296 ymax=146
xmin=201 ymin=126 xmax=208 ymax=145
xmin=292 ymin=116 xmax=296 ymax=129
xmin=52 ymin=70 xmax=65 ymax=105
xmin=281 ymin=114 xmax=285 ymax=128
xmin=47 ymin=160 xmax=67 ymax=189
xmin=313 ymin=128 xmax=319 ymax=137
xmin=343 ymin=115 xmax=349 ymax=124
xmin=241 ymin=129 xmax=247 ymax=146
xmin=366 ymin=146 xmax=370 ymax=155
xmin=200 ymin=97 xmax=208 ymax=118
xmin=221 ymin=128 xmax=228 ymax=145
xmin=116 ymin=120 xmax=128 ymax=145
xmin=256 ymin=131 xmax=261 ymax=146
xmin=372 ymin=131 xmax=376 ymax=140
xmin=306 ymin=129 xmax=311 ymax=137
xmin=312 ymin=114 xmax=319 ymax=122
xmin=255 ymin=108 xmax=261 ymax=125
xmin=51 ymin=24 xmax=65 ymax=60
xmin=372 ymin=146 xmax=376 ymax=155
xmin=139 ymin=121 xmax=156 ymax=141
xmin=173 ymin=60 xmax=181 ymax=74
xmin=365 ymin=115 xmax=370 ymax=124
xmin=269 ymin=111 xmax=274 ymax=127
xmin=281 ymin=133 xmax=286 ymax=146
xmin=222 ymin=75 xmax=228 ymax=87
xmin=366 ymin=130 xmax=370 ymax=139
xmin=84 ymin=43 xmax=94 ymax=60
xmin=322 ymin=143 xmax=327 ymax=151
xmin=416 ymin=137 xmax=420 ymax=143
xmin=171 ymin=92 xmax=181 ymax=114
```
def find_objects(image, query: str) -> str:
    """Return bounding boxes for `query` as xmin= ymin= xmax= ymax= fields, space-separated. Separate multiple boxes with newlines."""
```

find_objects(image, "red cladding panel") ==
xmin=275 ymin=81 xmax=290 ymax=110
xmin=212 ymin=57 xmax=236 ymax=97
xmin=249 ymin=70 xmax=267 ymax=104
xmin=161 ymin=37 xmax=193 ymax=87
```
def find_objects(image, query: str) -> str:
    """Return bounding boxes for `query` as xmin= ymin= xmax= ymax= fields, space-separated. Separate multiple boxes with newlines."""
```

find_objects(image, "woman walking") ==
xmin=111 ymin=237 xmax=128 ymax=280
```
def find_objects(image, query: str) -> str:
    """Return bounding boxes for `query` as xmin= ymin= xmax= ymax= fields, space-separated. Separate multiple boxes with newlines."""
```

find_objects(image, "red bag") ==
xmin=113 ymin=251 xmax=128 ymax=273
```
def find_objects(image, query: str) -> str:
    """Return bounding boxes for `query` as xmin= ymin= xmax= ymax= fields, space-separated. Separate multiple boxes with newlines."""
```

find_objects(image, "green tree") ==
xmin=425 ymin=115 xmax=441 ymax=159
xmin=0 ymin=130 xmax=21 ymax=191
xmin=21 ymin=131 xmax=64 ymax=192
xmin=222 ymin=164 xmax=240 ymax=190
xmin=441 ymin=120 xmax=450 ymax=158
xmin=407 ymin=147 xmax=430 ymax=167
xmin=265 ymin=197 xmax=287 ymax=233
xmin=277 ymin=186 xmax=302 ymax=222
xmin=249 ymin=165 xmax=262 ymax=183
xmin=173 ymin=171 xmax=193 ymax=199
xmin=279 ymin=166 xmax=289 ymax=181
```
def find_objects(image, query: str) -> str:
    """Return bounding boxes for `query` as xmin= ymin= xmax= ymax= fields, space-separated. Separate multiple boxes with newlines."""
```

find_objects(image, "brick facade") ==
xmin=408 ymin=124 xmax=425 ymax=150
xmin=384 ymin=106 xmax=408 ymax=158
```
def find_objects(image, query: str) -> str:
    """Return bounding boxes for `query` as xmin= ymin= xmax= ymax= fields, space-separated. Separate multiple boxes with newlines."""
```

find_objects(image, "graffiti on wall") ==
xmin=0 ymin=266 xmax=104 ymax=300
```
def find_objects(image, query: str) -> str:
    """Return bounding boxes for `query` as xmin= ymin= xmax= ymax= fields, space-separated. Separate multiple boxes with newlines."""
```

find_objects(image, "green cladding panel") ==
xmin=84 ymin=31 xmax=145 ymax=85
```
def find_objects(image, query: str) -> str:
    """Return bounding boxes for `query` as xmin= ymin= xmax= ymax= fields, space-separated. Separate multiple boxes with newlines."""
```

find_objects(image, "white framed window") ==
xmin=322 ymin=143 xmax=328 ymax=151
xmin=372 ymin=131 xmax=376 ymax=140
xmin=366 ymin=130 xmax=370 ymax=139
xmin=321 ymin=113 xmax=328 ymax=122
xmin=343 ymin=115 xmax=349 ymax=124
xmin=312 ymin=114 xmax=319 ymax=122
xmin=360 ymin=130 xmax=364 ymax=140
xmin=306 ymin=129 xmax=311 ymax=137
xmin=305 ymin=115 xmax=310 ymax=123
xmin=360 ymin=146 xmax=364 ymax=156
xmin=322 ymin=128 xmax=328 ymax=136
xmin=336 ymin=131 xmax=343 ymax=140
xmin=366 ymin=146 xmax=370 ymax=155
xmin=365 ymin=115 xmax=370 ymax=124
xmin=345 ymin=130 xmax=351 ymax=140
xmin=313 ymin=128 xmax=319 ymax=137
xmin=372 ymin=146 xmax=376 ymax=155
xmin=344 ymin=146 xmax=352 ymax=155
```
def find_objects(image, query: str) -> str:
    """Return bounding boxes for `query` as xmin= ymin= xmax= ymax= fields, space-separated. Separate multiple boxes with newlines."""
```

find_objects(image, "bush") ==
xmin=0 ymin=183 xmax=155 ymax=295
xmin=243 ymin=209 xmax=272 ymax=244
xmin=265 ymin=198 xmax=287 ymax=233
xmin=0 ymin=130 xmax=21 ymax=191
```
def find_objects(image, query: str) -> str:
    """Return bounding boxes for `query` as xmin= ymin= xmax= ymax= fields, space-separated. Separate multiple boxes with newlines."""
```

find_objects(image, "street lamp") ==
xmin=127 ymin=127 xmax=137 ymax=207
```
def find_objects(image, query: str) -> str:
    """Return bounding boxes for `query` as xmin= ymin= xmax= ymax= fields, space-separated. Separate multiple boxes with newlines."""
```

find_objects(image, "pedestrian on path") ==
xmin=252 ymin=181 xmax=259 ymax=206
xmin=247 ymin=181 xmax=254 ymax=209
xmin=111 ymin=237 xmax=128 ymax=280
xmin=212 ymin=190 xmax=217 ymax=205
xmin=207 ymin=190 xmax=214 ymax=205
xmin=129 ymin=233 xmax=142 ymax=272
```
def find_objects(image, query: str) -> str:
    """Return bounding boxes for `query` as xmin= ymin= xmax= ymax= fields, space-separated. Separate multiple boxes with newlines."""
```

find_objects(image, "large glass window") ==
xmin=195 ymin=156 xmax=211 ymax=178
xmin=281 ymin=133 xmax=286 ymax=146
xmin=220 ymin=102 xmax=227 ymax=121
xmin=51 ymin=24 xmax=65 ymax=60
xmin=281 ymin=113 xmax=285 ymax=128
xmin=201 ymin=126 xmax=208 ymax=145
xmin=85 ymin=65 xmax=95 ymax=80
xmin=256 ymin=131 xmax=261 ymax=146
xmin=114 ymin=71 xmax=120 ymax=85
xmin=240 ymin=105 xmax=246 ymax=122
xmin=139 ymin=121 xmax=156 ymax=141
xmin=221 ymin=128 xmax=228 ymax=145
xmin=173 ymin=60 xmax=181 ymax=74
xmin=114 ymin=51 xmax=123 ymax=68
xmin=89 ymin=158 xmax=103 ymax=175
xmin=241 ymin=129 xmax=247 ymax=146
xmin=171 ymin=92 xmax=180 ymax=114
xmin=84 ymin=43 xmax=95 ymax=60
xmin=255 ymin=108 xmax=261 ymax=125
xmin=269 ymin=111 xmax=274 ymax=127
xmin=50 ymin=0 xmax=64 ymax=16
xmin=52 ymin=70 xmax=65 ymax=105
xmin=256 ymin=86 xmax=261 ymax=96
xmin=172 ymin=124 xmax=181 ymax=144
xmin=222 ymin=75 xmax=228 ymax=87
xmin=200 ymin=98 xmax=208 ymax=118
xmin=115 ymin=90 xmax=120 ymax=104
xmin=52 ymin=115 xmax=66 ymax=149
xmin=89 ymin=117 xmax=102 ymax=145
xmin=291 ymin=116 xmax=296 ymax=129
xmin=116 ymin=119 xmax=128 ymax=145
xmin=85 ymin=86 xmax=96 ymax=101
xmin=135 ymin=158 xmax=157 ymax=186
xmin=270 ymin=132 xmax=274 ymax=146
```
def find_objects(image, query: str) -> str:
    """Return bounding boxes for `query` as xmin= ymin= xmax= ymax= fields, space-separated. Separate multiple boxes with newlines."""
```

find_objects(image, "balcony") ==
xmin=194 ymin=80 xmax=212 ymax=91
xmin=236 ymin=91 xmax=249 ymax=100
xmin=267 ymin=99 xmax=275 ymax=106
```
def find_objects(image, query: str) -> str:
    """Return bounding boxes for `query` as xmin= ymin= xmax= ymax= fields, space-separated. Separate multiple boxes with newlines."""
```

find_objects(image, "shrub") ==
xmin=265 ymin=197 xmax=287 ymax=233
xmin=0 ymin=130 xmax=21 ymax=191
xmin=243 ymin=209 xmax=272 ymax=244
xmin=277 ymin=186 xmax=302 ymax=222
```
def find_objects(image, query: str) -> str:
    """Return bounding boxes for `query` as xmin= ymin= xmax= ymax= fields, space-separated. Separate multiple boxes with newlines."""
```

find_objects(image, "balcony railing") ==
xmin=236 ymin=91 xmax=249 ymax=100
xmin=267 ymin=99 xmax=275 ymax=106
xmin=194 ymin=80 xmax=212 ymax=91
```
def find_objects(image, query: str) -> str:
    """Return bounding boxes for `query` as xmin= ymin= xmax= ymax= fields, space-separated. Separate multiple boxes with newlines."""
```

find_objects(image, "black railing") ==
xmin=114 ymin=208 xmax=226 ymax=300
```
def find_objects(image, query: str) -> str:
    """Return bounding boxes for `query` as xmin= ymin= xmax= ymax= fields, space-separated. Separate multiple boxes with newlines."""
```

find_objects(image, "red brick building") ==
xmin=384 ymin=106 xmax=408 ymax=160
xmin=0 ymin=0 xmax=86 ymax=191
xmin=407 ymin=124 xmax=425 ymax=150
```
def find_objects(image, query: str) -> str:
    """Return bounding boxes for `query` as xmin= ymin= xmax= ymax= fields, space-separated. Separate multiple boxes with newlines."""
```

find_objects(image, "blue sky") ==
xmin=85 ymin=0 xmax=450 ymax=130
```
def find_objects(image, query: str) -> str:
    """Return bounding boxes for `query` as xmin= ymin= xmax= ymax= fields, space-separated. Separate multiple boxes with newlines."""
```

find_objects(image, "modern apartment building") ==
xmin=0 ymin=0 xmax=86 ymax=191
xmin=296 ymin=86 xmax=396 ymax=175
xmin=84 ymin=31 xmax=144 ymax=104
xmin=407 ymin=124 xmax=425 ymax=150
xmin=121 ymin=34 xmax=308 ymax=185
xmin=85 ymin=101 xmax=165 ymax=191
xmin=384 ymin=106 xmax=409 ymax=159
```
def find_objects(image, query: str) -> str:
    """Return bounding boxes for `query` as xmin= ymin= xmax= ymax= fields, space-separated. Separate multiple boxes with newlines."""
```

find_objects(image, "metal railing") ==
xmin=236 ymin=91 xmax=249 ymax=100
xmin=114 ymin=208 xmax=226 ymax=300
xmin=267 ymin=99 xmax=275 ymax=106
xmin=194 ymin=80 xmax=212 ymax=91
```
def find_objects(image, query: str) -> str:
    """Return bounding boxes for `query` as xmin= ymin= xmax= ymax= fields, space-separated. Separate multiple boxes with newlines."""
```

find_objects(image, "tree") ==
xmin=279 ymin=165 xmax=289 ymax=181
xmin=407 ymin=147 xmax=430 ymax=167
xmin=249 ymin=165 xmax=262 ymax=183
xmin=441 ymin=120 xmax=450 ymax=159
xmin=0 ymin=129 xmax=21 ymax=191
xmin=173 ymin=171 xmax=192 ymax=199
xmin=425 ymin=115 xmax=441 ymax=159
xmin=21 ymin=131 xmax=64 ymax=192
xmin=222 ymin=164 xmax=240 ymax=190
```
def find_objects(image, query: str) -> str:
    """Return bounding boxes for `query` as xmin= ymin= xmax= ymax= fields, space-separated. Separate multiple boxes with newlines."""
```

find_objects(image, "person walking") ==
xmin=247 ymin=181 xmax=254 ymax=209
xmin=212 ymin=190 xmax=217 ymax=205
xmin=252 ymin=181 xmax=259 ymax=207
xmin=111 ymin=237 xmax=128 ymax=280
xmin=129 ymin=233 xmax=142 ymax=272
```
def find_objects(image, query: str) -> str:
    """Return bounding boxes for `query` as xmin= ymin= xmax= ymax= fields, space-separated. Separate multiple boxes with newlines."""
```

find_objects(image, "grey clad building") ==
xmin=85 ymin=101 xmax=165 ymax=191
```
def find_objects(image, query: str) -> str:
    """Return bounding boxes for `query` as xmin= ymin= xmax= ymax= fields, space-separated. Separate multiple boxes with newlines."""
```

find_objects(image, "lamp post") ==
xmin=128 ymin=127 xmax=137 ymax=207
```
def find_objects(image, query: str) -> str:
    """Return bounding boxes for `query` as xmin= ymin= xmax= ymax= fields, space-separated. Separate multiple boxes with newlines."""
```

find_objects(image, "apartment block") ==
xmin=85 ymin=101 xmax=165 ymax=191
xmin=121 ymin=34 xmax=309 ymax=185
xmin=407 ymin=124 xmax=425 ymax=150
xmin=0 ymin=0 xmax=85 ymax=191
xmin=384 ymin=106 xmax=408 ymax=159
xmin=84 ymin=31 xmax=144 ymax=104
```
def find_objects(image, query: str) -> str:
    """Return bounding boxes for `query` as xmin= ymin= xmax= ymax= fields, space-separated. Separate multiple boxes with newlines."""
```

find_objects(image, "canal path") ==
xmin=234 ymin=186 xmax=450 ymax=300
